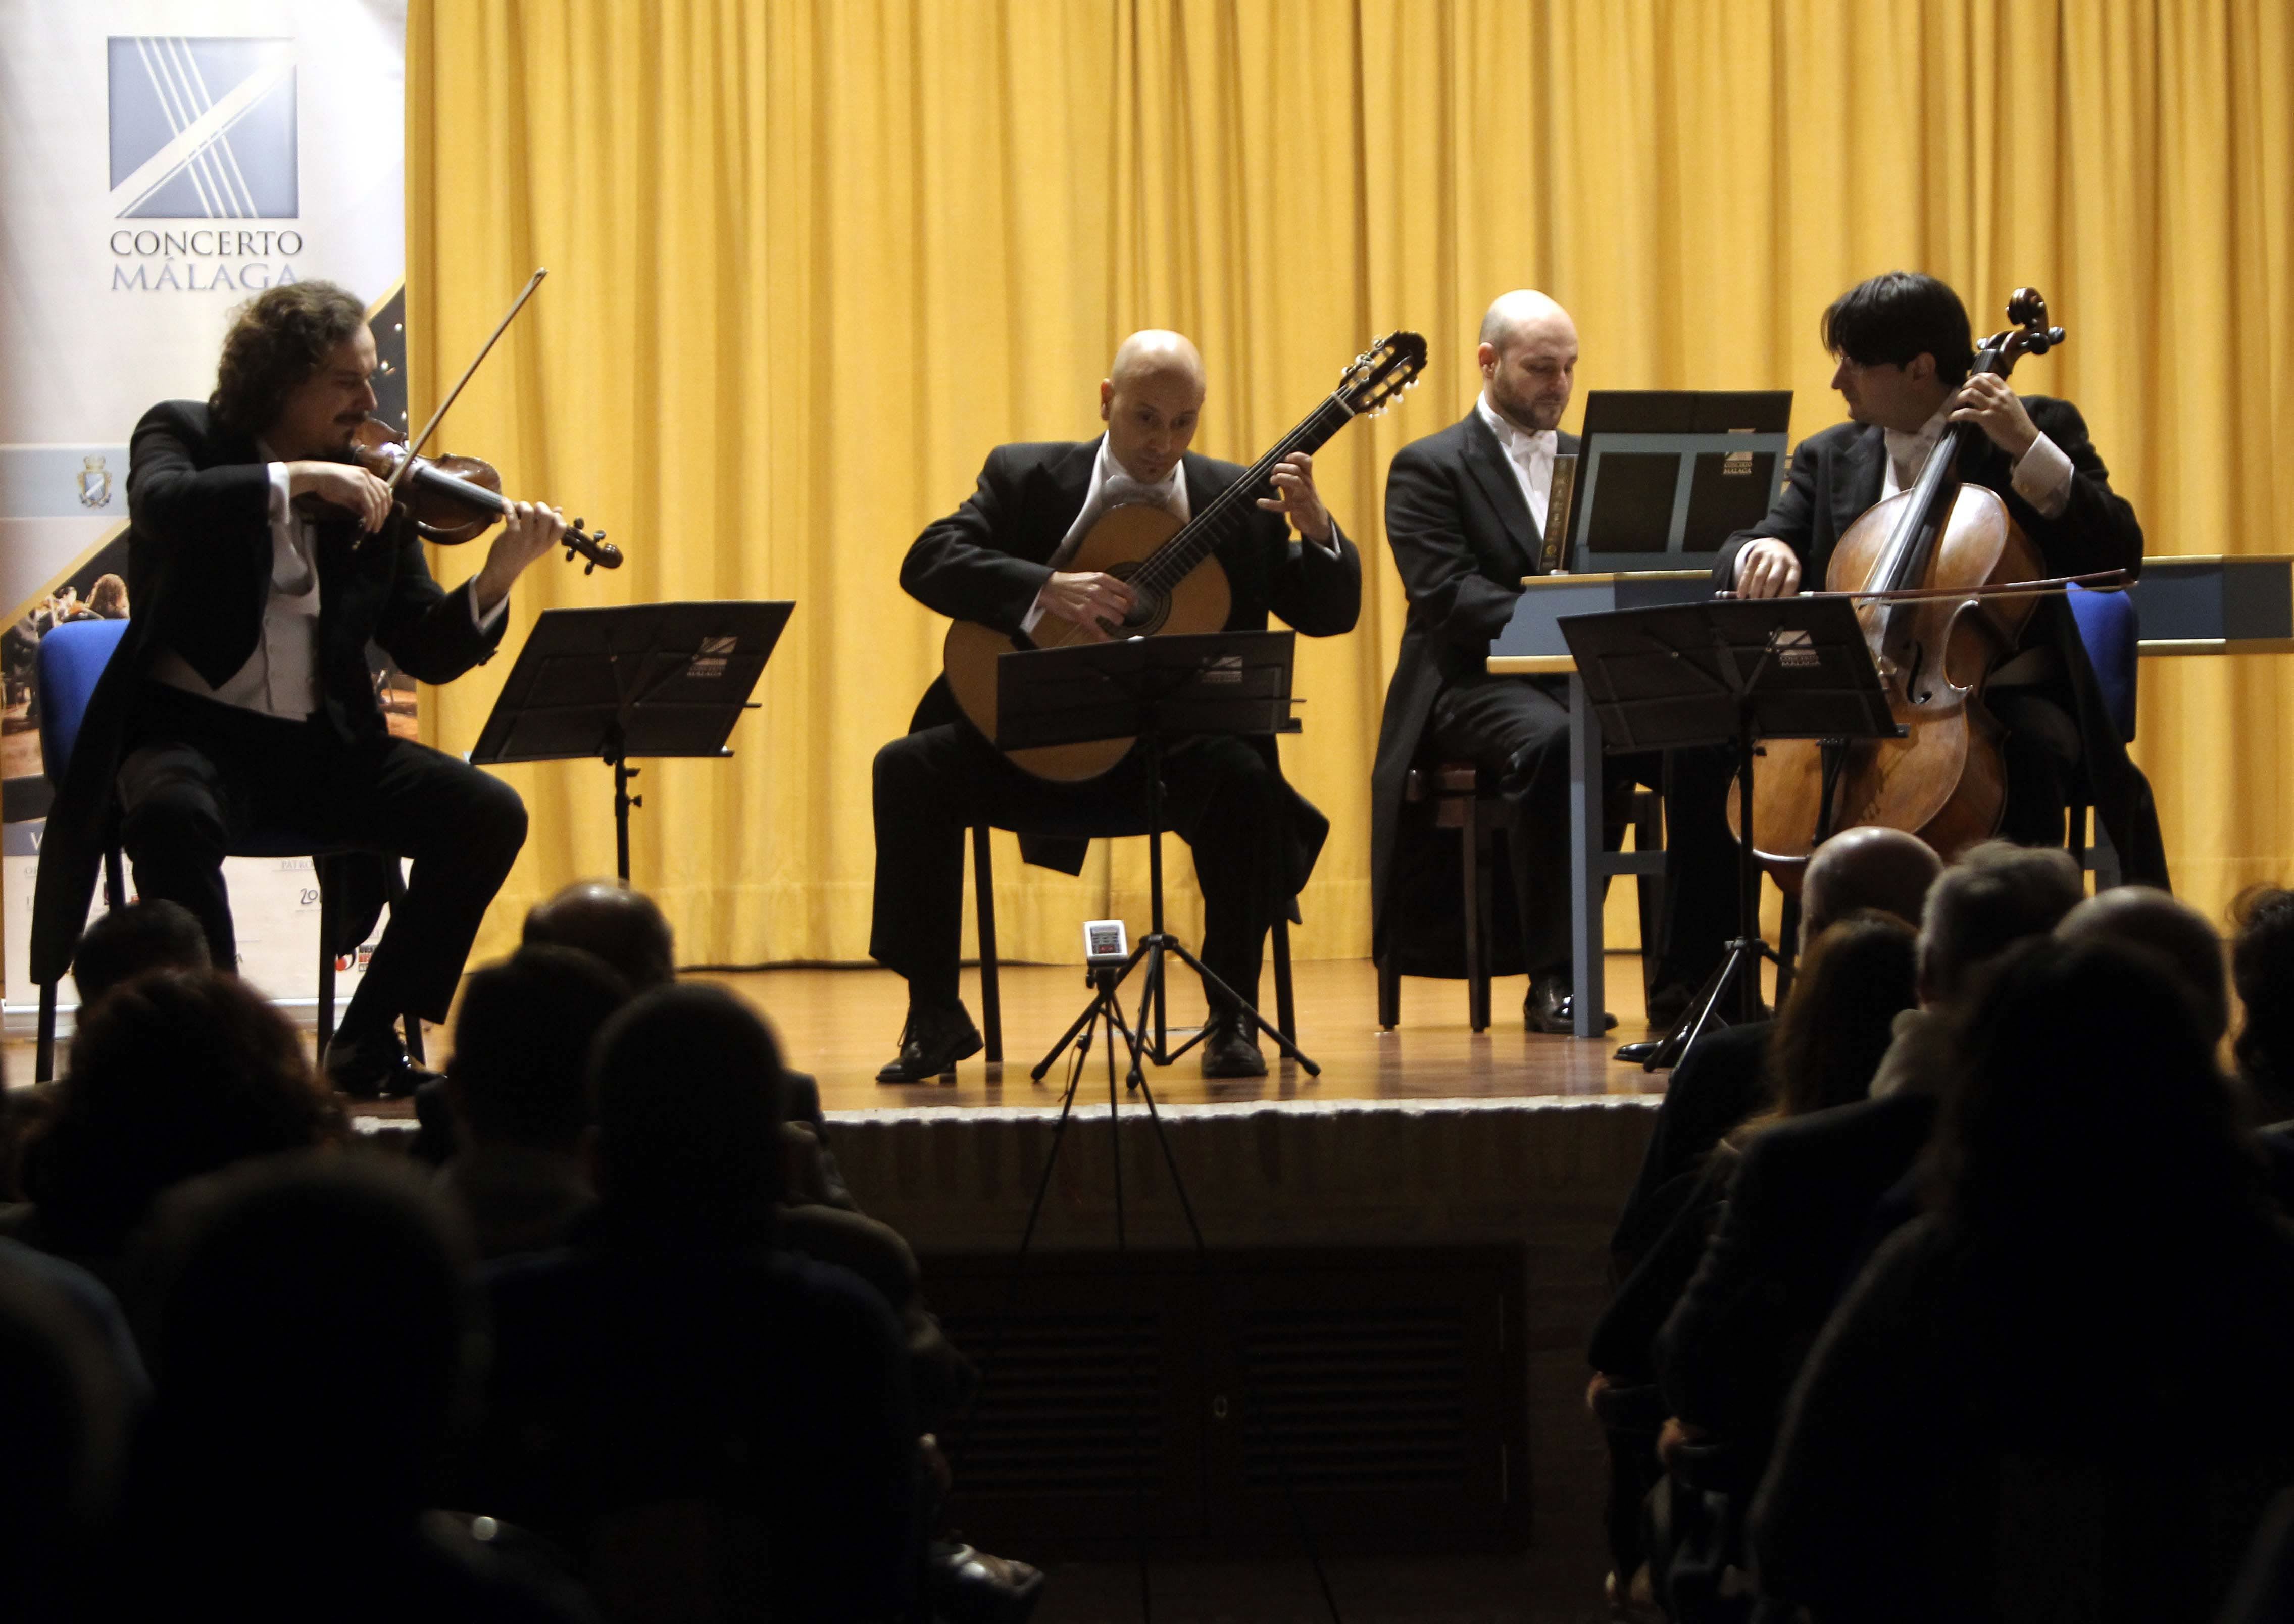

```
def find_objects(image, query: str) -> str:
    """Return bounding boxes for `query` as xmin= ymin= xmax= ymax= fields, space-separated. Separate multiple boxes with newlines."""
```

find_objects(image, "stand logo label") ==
xmin=108 ymin=37 xmax=296 ymax=219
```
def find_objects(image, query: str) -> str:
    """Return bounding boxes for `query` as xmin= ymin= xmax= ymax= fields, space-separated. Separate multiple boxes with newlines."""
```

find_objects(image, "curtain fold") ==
xmin=407 ymin=0 xmax=2294 ymax=969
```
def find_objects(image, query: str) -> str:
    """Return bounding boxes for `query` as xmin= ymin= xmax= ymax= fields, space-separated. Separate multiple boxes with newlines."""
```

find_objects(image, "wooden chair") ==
xmin=1376 ymin=764 xmax=1665 ymax=1033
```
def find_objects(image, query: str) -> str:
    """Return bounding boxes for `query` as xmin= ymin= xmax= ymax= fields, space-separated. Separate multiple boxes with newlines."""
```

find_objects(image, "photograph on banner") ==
xmin=0 ymin=0 xmax=408 ymax=1012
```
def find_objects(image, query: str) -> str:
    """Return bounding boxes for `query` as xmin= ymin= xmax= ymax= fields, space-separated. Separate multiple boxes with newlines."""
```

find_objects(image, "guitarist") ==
xmin=873 ymin=330 xmax=1362 ymax=1083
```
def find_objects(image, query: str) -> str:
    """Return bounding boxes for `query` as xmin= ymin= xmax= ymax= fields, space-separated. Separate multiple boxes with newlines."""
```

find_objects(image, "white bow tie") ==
xmin=1103 ymin=472 xmax=1176 ymax=510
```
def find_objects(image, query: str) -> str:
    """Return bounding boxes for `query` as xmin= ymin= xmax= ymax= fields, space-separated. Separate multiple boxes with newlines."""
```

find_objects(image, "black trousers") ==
xmin=870 ymin=723 xmax=1292 ymax=1013
xmin=114 ymin=682 xmax=528 ymax=1041
xmin=1427 ymin=671 xmax=1739 ymax=987
xmin=1990 ymin=685 xmax=2085 ymax=849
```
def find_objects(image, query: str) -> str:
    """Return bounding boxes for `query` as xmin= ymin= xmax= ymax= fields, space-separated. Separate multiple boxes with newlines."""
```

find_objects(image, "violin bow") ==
xmin=389 ymin=267 xmax=549 ymax=497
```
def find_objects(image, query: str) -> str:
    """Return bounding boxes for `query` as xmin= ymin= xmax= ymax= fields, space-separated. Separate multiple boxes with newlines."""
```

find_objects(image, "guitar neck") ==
xmin=1132 ymin=393 xmax=1358 ymax=596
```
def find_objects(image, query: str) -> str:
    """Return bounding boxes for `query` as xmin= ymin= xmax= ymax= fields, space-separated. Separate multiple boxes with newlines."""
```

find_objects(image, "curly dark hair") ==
xmin=25 ymin=969 xmax=342 ymax=1261
xmin=2232 ymin=885 xmax=2294 ymax=1111
xmin=208 ymin=281 xmax=369 ymax=437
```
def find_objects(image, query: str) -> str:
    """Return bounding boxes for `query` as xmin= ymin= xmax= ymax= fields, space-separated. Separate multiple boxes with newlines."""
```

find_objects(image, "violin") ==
xmin=1729 ymin=288 xmax=2073 ymax=877
xmin=302 ymin=416 xmax=622 ymax=574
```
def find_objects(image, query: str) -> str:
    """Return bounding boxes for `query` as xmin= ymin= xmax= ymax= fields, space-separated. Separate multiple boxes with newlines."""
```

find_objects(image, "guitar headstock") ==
xmin=1336 ymin=331 xmax=1428 ymax=417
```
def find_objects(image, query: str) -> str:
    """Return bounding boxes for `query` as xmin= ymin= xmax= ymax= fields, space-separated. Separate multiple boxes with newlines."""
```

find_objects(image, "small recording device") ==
xmin=1082 ymin=918 xmax=1129 ymax=969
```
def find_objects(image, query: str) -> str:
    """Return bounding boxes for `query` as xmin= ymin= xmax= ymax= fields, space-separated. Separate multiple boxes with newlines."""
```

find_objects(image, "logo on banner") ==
xmin=108 ymin=37 xmax=296 ymax=220
xmin=77 ymin=456 xmax=113 ymax=509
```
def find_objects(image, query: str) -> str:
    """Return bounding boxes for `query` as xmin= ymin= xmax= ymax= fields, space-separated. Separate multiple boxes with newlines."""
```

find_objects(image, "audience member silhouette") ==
xmin=66 ymin=899 xmax=209 ymax=1008
xmin=0 ymin=1243 xmax=138 ymax=1624
xmin=1613 ymin=825 xmax=1941 ymax=1272
xmin=522 ymin=879 xmax=842 ymax=1196
xmin=1588 ymin=910 xmax=1916 ymax=1607
xmin=438 ymin=945 xmax=634 ymax=1258
xmin=1752 ymin=938 xmax=2294 ymax=1620
xmin=457 ymin=984 xmax=921 ymax=1622
xmin=2232 ymin=886 xmax=2294 ymax=1121
xmin=12 ymin=970 xmax=340 ymax=1287
xmin=126 ymin=1153 xmax=592 ymax=1622
xmin=2056 ymin=884 xmax=2229 ymax=1044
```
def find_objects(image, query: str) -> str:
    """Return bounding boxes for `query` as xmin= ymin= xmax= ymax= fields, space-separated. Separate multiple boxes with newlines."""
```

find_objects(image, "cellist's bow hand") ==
xmin=1948 ymin=373 xmax=2041 ymax=460
xmin=1733 ymin=538 xmax=1803 ymax=600
xmin=473 ymin=501 xmax=566 ymax=615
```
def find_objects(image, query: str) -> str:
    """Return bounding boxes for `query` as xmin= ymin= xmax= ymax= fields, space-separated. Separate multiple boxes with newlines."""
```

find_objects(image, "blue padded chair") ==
xmin=31 ymin=618 xmax=419 ymax=1080
xmin=2065 ymin=582 xmax=2139 ymax=888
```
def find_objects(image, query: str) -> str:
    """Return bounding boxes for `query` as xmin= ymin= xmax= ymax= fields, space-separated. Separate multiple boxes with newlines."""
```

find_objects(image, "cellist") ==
xmin=1721 ymin=271 xmax=2166 ymax=886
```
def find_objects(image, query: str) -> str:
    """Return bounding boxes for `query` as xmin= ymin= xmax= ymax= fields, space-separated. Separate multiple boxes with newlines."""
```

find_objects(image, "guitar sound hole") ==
xmin=1119 ymin=588 xmax=1167 ymax=633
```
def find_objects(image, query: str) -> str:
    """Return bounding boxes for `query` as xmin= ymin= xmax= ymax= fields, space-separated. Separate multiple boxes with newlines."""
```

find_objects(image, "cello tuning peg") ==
xmin=584 ymin=561 xmax=597 ymax=576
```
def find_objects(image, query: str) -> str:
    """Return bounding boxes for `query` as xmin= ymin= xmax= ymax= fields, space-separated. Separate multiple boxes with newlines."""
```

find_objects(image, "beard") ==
xmin=1488 ymin=377 xmax=1564 ymax=434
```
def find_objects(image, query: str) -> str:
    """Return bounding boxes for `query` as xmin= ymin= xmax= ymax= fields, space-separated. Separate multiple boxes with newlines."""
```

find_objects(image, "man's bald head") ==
xmin=2057 ymin=886 xmax=2228 ymax=1042
xmin=522 ymin=880 xmax=676 ymax=992
xmin=1802 ymin=826 xmax=1943 ymax=937
xmin=1479 ymin=290 xmax=1573 ymax=350
xmin=1477 ymin=291 xmax=1578 ymax=435
xmin=1101 ymin=330 xmax=1206 ymax=485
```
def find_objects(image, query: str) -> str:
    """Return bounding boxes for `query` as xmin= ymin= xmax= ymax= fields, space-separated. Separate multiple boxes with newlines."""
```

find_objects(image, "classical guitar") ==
xmin=942 ymin=331 xmax=1428 ymax=782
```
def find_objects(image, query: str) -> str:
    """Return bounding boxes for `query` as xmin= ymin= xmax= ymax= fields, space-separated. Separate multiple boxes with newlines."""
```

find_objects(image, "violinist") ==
xmin=29 ymin=281 xmax=565 ymax=1097
xmin=1720 ymin=271 xmax=2166 ymax=885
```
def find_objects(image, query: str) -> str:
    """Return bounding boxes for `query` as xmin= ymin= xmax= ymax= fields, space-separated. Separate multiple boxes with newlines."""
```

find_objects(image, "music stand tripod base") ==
xmin=991 ymin=631 xmax=1321 ymax=1082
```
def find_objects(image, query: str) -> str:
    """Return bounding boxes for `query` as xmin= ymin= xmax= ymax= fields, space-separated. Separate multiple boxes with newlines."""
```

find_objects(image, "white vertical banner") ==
xmin=0 ymin=1 xmax=408 ymax=1015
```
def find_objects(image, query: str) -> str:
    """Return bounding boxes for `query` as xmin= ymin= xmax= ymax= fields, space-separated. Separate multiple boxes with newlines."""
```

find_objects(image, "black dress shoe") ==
xmin=926 ymin=1539 xmax=1044 ymax=1623
xmin=325 ymin=1039 xmax=442 ymax=1101
xmin=877 ymin=1003 xmax=983 ymax=1084
xmin=1200 ymin=1012 xmax=1268 ymax=1078
xmin=1525 ymin=971 xmax=1617 ymax=1035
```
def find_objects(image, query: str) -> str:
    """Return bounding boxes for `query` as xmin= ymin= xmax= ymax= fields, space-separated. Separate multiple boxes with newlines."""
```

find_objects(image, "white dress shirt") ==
xmin=1475 ymin=391 xmax=1558 ymax=542
xmin=153 ymin=449 xmax=503 ymax=719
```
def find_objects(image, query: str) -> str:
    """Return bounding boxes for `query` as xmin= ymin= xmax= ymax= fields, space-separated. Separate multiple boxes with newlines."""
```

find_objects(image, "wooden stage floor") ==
xmin=4 ymin=956 xmax=1697 ymax=1109
xmin=673 ymin=956 xmax=1673 ymax=1112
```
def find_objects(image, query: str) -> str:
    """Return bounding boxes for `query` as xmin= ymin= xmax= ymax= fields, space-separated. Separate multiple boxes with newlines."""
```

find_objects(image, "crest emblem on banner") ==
xmin=107 ymin=38 xmax=296 ymax=219
xmin=76 ymin=456 xmax=112 ymax=509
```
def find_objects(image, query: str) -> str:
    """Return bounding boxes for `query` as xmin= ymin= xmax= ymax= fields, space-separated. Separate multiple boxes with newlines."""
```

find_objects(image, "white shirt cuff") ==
xmin=1020 ymin=587 xmax=1048 ymax=636
xmin=2010 ymin=432 xmax=2074 ymax=520
xmin=468 ymin=577 xmax=509 ymax=632
xmin=266 ymin=460 xmax=291 ymax=524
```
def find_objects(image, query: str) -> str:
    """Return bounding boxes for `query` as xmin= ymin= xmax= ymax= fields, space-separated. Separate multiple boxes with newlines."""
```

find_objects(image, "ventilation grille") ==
xmin=1236 ymin=1305 xmax=1468 ymax=1489
xmin=944 ymin=1309 xmax=1165 ymax=1495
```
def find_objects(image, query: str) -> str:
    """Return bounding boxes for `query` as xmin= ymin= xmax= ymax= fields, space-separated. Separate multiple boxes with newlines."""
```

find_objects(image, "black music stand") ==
xmin=1557 ymin=595 xmax=1900 ymax=1070
xmin=471 ymin=601 xmax=792 ymax=882
xmin=993 ymin=630 xmax=1320 ymax=1084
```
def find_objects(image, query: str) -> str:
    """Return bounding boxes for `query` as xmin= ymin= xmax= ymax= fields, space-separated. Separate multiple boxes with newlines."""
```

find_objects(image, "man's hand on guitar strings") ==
xmin=1258 ymin=450 xmax=1334 ymax=543
xmin=1039 ymin=570 xmax=1137 ymax=641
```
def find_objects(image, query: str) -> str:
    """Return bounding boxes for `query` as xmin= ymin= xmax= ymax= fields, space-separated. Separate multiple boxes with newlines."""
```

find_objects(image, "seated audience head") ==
xmin=0 ymin=1249 xmax=133 ymax=1617
xmin=136 ymin=1152 xmax=476 ymax=1524
xmin=28 ymin=970 xmax=338 ymax=1264
xmin=1916 ymin=840 xmax=2084 ymax=1009
xmin=2057 ymin=885 xmax=2229 ymax=1044
xmin=447 ymin=945 xmax=634 ymax=1153
xmin=68 ymin=900 xmax=209 ymax=1008
xmin=2232 ymin=886 xmax=2294 ymax=1117
xmin=1942 ymin=936 xmax=2247 ymax=1243
xmin=523 ymin=880 xmax=675 ymax=991
xmin=1800 ymin=825 xmax=1943 ymax=937
xmin=1764 ymin=909 xmax=1920 ymax=1120
xmin=590 ymin=983 xmax=787 ymax=1242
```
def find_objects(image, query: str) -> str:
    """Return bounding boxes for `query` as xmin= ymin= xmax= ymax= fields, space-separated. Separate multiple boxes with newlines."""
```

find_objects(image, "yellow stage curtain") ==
xmin=407 ymin=0 xmax=2294 ymax=971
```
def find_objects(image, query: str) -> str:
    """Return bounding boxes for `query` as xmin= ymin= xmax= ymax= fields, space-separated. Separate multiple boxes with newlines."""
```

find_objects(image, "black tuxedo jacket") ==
xmin=1714 ymin=396 xmax=2166 ymax=885
xmin=1369 ymin=411 xmax=1579 ymax=965
xmin=30 ymin=399 xmax=507 ymax=982
xmin=901 ymin=438 xmax=1361 ymax=877
xmin=1656 ymin=1090 xmax=1941 ymax=1449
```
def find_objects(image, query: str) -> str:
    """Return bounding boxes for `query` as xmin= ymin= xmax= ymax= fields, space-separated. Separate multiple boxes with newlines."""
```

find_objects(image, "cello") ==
xmin=1729 ymin=289 xmax=2084 ymax=874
